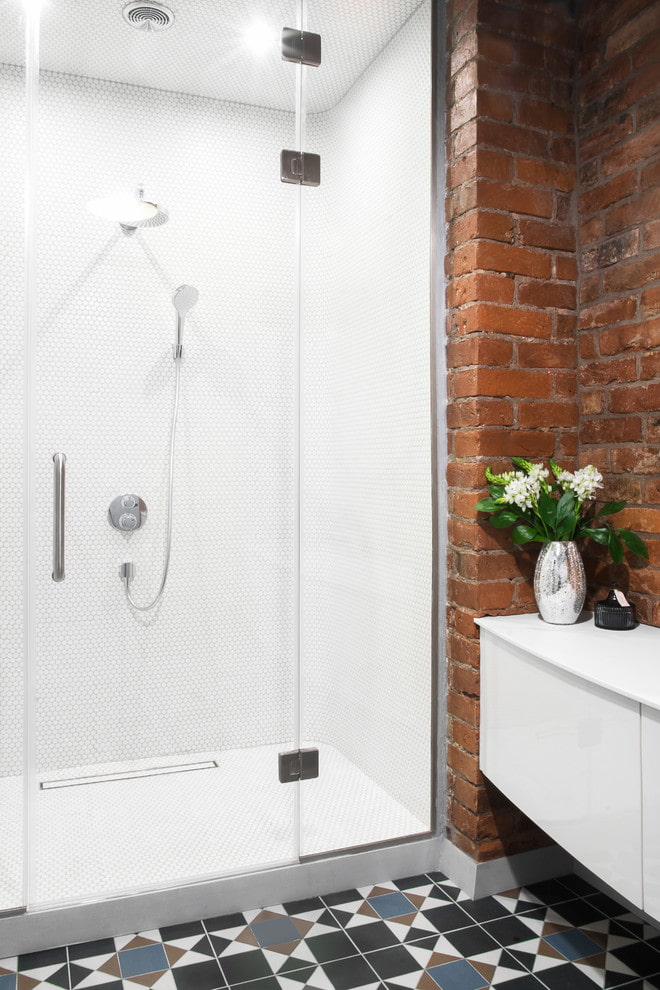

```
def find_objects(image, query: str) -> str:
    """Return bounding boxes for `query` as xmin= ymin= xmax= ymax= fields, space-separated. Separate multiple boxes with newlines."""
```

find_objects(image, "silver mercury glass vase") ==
xmin=533 ymin=540 xmax=586 ymax=624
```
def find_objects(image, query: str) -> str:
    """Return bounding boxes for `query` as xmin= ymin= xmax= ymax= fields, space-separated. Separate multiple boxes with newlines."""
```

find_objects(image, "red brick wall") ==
xmin=576 ymin=0 xmax=660 ymax=624
xmin=445 ymin=0 xmax=578 ymax=862
xmin=445 ymin=0 xmax=659 ymax=863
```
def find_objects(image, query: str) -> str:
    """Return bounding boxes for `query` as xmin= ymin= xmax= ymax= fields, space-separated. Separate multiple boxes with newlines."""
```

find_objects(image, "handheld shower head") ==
xmin=172 ymin=284 xmax=199 ymax=358
xmin=173 ymin=284 xmax=199 ymax=316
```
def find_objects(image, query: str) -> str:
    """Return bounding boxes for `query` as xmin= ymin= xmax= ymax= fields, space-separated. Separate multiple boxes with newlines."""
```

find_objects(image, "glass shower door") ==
xmin=0 ymin=0 xmax=31 ymax=917
xmin=299 ymin=0 xmax=434 ymax=855
xmin=27 ymin=0 xmax=303 ymax=906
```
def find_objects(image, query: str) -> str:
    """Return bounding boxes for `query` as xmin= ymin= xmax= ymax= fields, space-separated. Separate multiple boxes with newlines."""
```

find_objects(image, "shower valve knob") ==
xmin=108 ymin=494 xmax=147 ymax=532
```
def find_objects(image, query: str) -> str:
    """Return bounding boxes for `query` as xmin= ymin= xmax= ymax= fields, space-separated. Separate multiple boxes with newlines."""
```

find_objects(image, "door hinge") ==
xmin=278 ymin=747 xmax=319 ymax=783
xmin=280 ymin=150 xmax=321 ymax=187
xmin=281 ymin=28 xmax=322 ymax=67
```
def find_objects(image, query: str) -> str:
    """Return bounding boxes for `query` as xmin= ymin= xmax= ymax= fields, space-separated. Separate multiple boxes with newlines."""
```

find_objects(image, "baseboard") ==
xmin=439 ymin=839 xmax=574 ymax=900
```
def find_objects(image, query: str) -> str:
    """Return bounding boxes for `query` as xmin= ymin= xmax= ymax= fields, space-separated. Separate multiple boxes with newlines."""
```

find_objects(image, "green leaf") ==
xmin=618 ymin=528 xmax=649 ymax=559
xmin=474 ymin=497 xmax=499 ymax=512
xmin=556 ymin=489 xmax=576 ymax=523
xmin=537 ymin=490 xmax=557 ymax=529
xmin=489 ymin=511 xmax=520 ymax=528
xmin=597 ymin=500 xmax=627 ymax=517
xmin=584 ymin=526 xmax=611 ymax=546
xmin=608 ymin=530 xmax=624 ymax=564
xmin=512 ymin=524 xmax=541 ymax=544
xmin=558 ymin=513 xmax=577 ymax=541
xmin=488 ymin=485 xmax=505 ymax=498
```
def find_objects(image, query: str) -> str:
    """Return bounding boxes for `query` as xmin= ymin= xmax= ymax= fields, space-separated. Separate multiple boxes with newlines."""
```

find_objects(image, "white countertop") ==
xmin=476 ymin=612 xmax=660 ymax=711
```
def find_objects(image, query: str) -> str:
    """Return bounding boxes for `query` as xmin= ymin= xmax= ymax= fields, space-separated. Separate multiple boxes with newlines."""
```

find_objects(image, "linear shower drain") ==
xmin=40 ymin=760 xmax=218 ymax=789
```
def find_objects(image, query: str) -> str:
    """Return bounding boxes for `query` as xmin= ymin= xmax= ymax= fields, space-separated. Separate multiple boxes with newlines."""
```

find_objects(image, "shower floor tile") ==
xmin=0 ymin=743 xmax=426 ymax=910
xmin=4 ymin=872 xmax=660 ymax=990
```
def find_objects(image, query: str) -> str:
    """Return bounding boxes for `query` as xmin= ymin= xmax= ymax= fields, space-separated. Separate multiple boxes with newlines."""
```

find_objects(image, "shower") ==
xmin=1 ymin=0 xmax=435 ymax=941
xmin=116 ymin=285 xmax=199 ymax=611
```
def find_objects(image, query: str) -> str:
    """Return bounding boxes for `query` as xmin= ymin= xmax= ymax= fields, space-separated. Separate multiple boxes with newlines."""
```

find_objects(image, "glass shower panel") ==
xmin=29 ymin=0 xmax=300 ymax=905
xmin=0 ymin=0 xmax=29 ymax=916
xmin=300 ymin=0 xmax=434 ymax=855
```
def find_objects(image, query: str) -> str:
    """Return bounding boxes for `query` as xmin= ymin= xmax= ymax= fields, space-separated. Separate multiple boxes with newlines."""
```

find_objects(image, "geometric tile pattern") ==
xmin=3 ymin=873 xmax=660 ymax=988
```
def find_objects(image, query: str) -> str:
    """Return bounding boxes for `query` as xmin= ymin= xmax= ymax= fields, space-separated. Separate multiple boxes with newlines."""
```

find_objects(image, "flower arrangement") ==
xmin=474 ymin=457 xmax=648 ymax=564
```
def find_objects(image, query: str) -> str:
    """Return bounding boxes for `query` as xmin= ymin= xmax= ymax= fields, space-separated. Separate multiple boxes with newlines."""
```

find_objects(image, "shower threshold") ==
xmin=40 ymin=760 xmax=218 ymax=789
xmin=1 ymin=743 xmax=427 ymax=910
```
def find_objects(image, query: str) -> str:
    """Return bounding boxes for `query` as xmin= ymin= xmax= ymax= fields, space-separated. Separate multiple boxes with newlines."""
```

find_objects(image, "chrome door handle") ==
xmin=52 ymin=452 xmax=66 ymax=582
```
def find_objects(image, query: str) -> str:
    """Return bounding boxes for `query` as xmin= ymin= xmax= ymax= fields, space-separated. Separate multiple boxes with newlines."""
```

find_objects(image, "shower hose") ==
xmin=123 ymin=358 xmax=181 ymax=610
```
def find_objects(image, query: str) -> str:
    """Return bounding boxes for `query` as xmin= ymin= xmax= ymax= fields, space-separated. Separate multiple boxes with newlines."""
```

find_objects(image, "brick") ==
xmin=477 ymin=180 xmax=554 ymax=218
xmin=449 ymin=210 xmax=515 ymax=247
xmin=477 ymin=88 xmax=514 ymax=122
xmin=452 ymin=119 xmax=478 ymax=157
xmin=580 ymin=115 xmax=634 ymax=162
xmin=475 ymin=242 xmax=553 ymax=279
xmin=450 ymin=90 xmax=479 ymax=132
xmin=519 ymin=219 xmax=575 ymax=251
xmin=580 ymin=417 xmax=642 ymax=443
xmin=642 ymin=286 xmax=660 ymax=316
xmin=516 ymin=158 xmax=576 ymax=192
xmin=599 ymin=318 xmax=660 ymax=354
xmin=581 ymin=52 xmax=633 ymax=106
xmin=580 ymin=356 xmax=638 ymax=385
xmin=449 ymin=517 xmax=508 ymax=551
xmin=641 ymin=159 xmax=660 ymax=190
xmin=477 ymin=149 xmax=514 ymax=181
xmin=641 ymin=351 xmax=660 ymax=379
xmin=448 ymin=149 xmax=478 ymax=190
xmin=580 ymin=215 xmax=604 ymax=245
xmin=450 ymin=27 xmax=478 ymax=77
xmin=447 ymin=576 xmax=515 ymax=611
xmin=611 ymin=382 xmax=660 ymax=412
xmin=451 ymin=719 xmax=480 ymax=755
xmin=447 ymin=272 xmax=515 ymax=307
xmin=517 ymin=98 xmax=573 ymax=133
xmin=554 ymin=371 xmax=577 ymax=397
xmin=454 ymin=428 xmax=556 ymax=458
xmin=579 ymin=296 xmax=637 ymax=329
xmin=579 ymin=333 xmax=598 ymax=359
xmin=447 ymin=631 xmax=481 ymax=666
xmin=580 ymin=390 xmax=606 ymax=415
xmin=453 ymin=606 xmax=481 ymax=640
xmin=451 ymin=60 xmax=479 ymax=103
xmin=617 ymin=506 xmax=660 ymax=533
xmin=551 ymin=135 xmax=576 ymax=165
xmin=605 ymin=1 xmax=660 ymax=57
xmin=517 ymin=340 xmax=576 ymax=367
xmin=639 ymin=91 xmax=660 ymax=130
xmin=604 ymin=62 xmax=660 ymax=117
xmin=606 ymin=187 xmax=660 ymax=235
xmin=479 ymin=27 xmax=516 ymax=64
xmin=450 ymin=180 xmax=479 ymax=218
xmin=556 ymin=256 xmax=578 ymax=281
xmin=611 ymin=446 xmax=660 ymax=473
xmin=446 ymin=398 xmax=514 ymax=427
xmin=579 ymin=170 xmax=638 ymax=216
xmin=580 ymin=274 xmax=602 ymax=304
xmin=453 ymin=303 xmax=553 ymax=337
xmin=633 ymin=28 xmax=660 ymax=69
xmin=447 ymin=743 xmax=482 ymax=785
xmin=454 ymin=368 xmax=554 ymax=398
xmin=518 ymin=281 xmax=576 ymax=309
xmin=446 ymin=336 xmax=514 ymax=368
xmin=601 ymin=120 xmax=660 ymax=176
xmin=478 ymin=119 xmax=548 ymax=158
xmin=456 ymin=549 xmax=532 ymax=582
xmin=603 ymin=254 xmax=660 ymax=293
xmin=644 ymin=220 xmax=660 ymax=251
xmin=519 ymin=401 xmax=578 ymax=428
xmin=449 ymin=659 xmax=480 ymax=697
xmin=581 ymin=231 xmax=640 ymax=273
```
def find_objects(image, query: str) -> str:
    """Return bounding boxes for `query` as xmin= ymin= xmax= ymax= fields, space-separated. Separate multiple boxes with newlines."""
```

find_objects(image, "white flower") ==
xmin=556 ymin=465 xmax=603 ymax=502
xmin=502 ymin=473 xmax=536 ymax=509
xmin=572 ymin=465 xmax=603 ymax=501
xmin=527 ymin=463 xmax=550 ymax=484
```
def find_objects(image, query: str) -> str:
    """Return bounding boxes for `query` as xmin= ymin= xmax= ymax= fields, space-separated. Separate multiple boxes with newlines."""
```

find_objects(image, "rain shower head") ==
xmin=86 ymin=185 xmax=168 ymax=234
xmin=172 ymin=285 xmax=199 ymax=359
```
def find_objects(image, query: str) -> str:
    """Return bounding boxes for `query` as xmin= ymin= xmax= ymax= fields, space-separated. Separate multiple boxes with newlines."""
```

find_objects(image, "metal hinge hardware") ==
xmin=280 ymin=150 xmax=321 ymax=187
xmin=278 ymin=747 xmax=319 ymax=783
xmin=281 ymin=28 xmax=322 ymax=67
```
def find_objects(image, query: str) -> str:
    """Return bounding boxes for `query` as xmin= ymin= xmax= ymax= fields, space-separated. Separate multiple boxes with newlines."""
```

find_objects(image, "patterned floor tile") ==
xmin=0 ymin=948 xmax=70 ymax=990
xmin=324 ymin=880 xmax=460 ymax=947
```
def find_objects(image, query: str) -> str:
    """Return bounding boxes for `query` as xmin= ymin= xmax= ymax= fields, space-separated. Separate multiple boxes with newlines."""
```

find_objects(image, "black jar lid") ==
xmin=594 ymin=585 xmax=637 ymax=630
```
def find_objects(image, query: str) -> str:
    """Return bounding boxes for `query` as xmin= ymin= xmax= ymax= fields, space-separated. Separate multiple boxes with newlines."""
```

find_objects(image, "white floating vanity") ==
xmin=477 ymin=612 xmax=660 ymax=919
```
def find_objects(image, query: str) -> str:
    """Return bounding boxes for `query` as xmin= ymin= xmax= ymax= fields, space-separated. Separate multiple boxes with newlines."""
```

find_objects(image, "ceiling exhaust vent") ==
xmin=123 ymin=2 xmax=175 ymax=32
